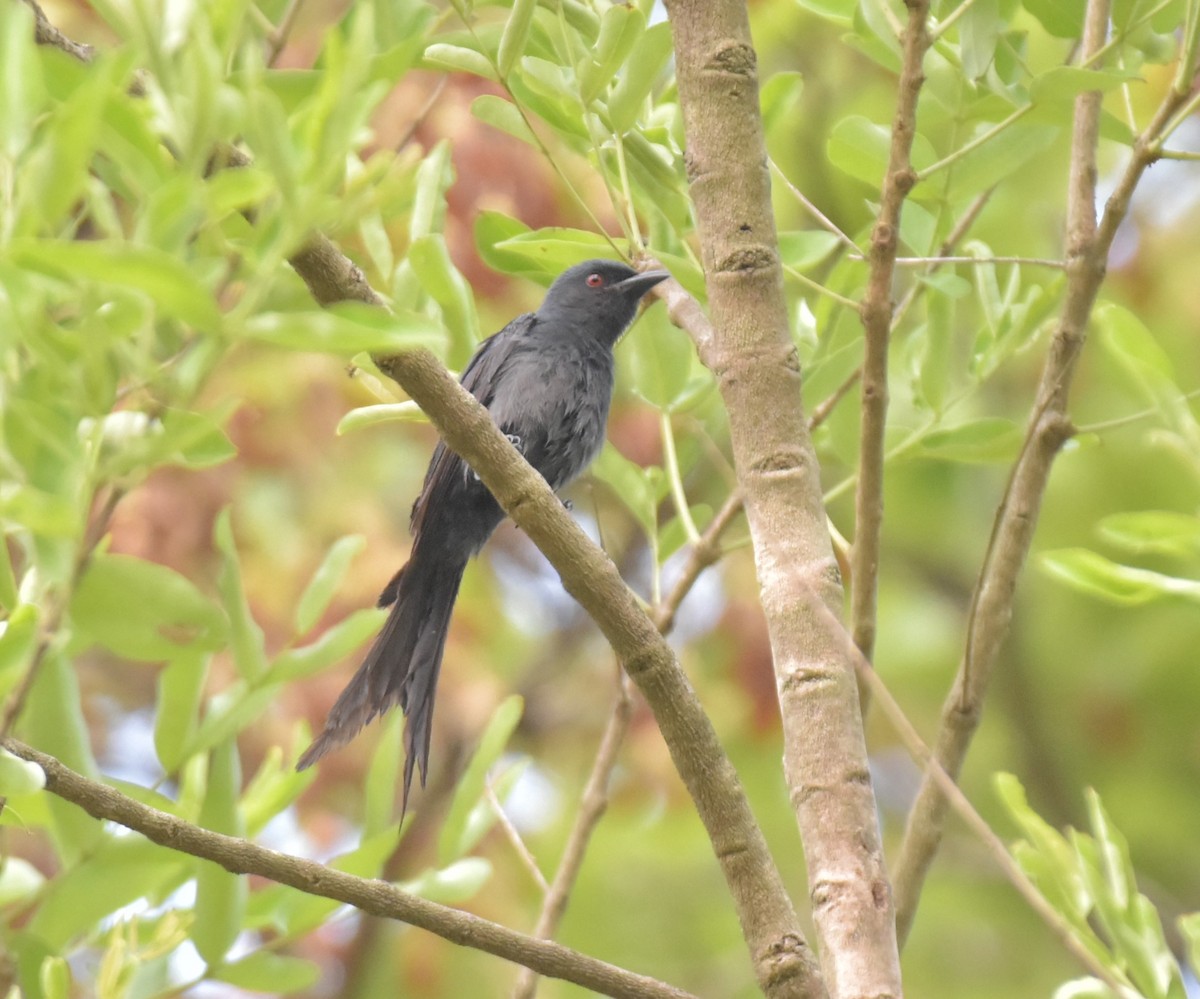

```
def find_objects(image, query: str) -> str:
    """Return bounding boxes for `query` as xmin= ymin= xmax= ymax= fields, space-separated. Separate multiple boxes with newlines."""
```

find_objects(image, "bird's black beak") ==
xmin=614 ymin=269 xmax=670 ymax=299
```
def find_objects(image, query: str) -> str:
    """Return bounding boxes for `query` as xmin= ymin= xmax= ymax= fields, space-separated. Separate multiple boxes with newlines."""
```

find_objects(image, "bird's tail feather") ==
xmin=296 ymin=545 xmax=467 ymax=815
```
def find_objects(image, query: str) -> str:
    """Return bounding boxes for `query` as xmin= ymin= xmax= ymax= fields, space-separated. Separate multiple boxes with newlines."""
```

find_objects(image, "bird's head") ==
xmin=538 ymin=259 xmax=670 ymax=346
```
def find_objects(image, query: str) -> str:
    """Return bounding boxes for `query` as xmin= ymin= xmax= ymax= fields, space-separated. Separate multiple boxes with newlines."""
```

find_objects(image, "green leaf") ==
xmin=494 ymin=228 xmax=625 ymax=276
xmin=90 ymin=408 xmax=237 ymax=479
xmin=497 ymin=0 xmax=538 ymax=78
xmin=471 ymin=94 xmax=537 ymax=146
xmin=214 ymin=510 xmax=268 ymax=682
xmin=826 ymin=115 xmax=937 ymax=187
xmin=1180 ymin=913 xmax=1200 ymax=985
xmin=959 ymin=0 xmax=1000 ymax=79
xmin=944 ymin=123 xmax=1058 ymax=203
xmin=337 ymin=401 xmax=429 ymax=435
xmin=10 ymin=240 xmax=222 ymax=330
xmin=193 ymin=741 xmax=246 ymax=963
xmin=620 ymin=303 xmax=695 ymax=411
xmin=408 ymin=233 xmax=480 ymax=367
xmin=761 ymin=71 xmax=805 ymax=137
xmin=71 ymin=553 xmax=226 ymax=661
xmin=915 ymin=418 xmax=1022 ymax=463
xmin=295 ymin=536 xmax=367 ymax=636
xmin=400 ymin=857 xmax=493 ymax=904
xmin=0 ymin=1 xmax=44 ymax=158
xmin=30 ymin=837 xmax=190 ymax=948
xmin=422 ymin=42 xmax=498 ymax=82
xmin=1022 ymin=0 xmax=1086 ymax=38
xmin=203 ymin=165 xmax=277 ymax=219
xmin=580 ymin=4 xmax=645 ymax=104
xmin=1098 ymin=511 xmax=1200 ymax=558
xmin=1040 ymin=549 xmax=1200 ymax=605
xmin=1052 ymin=977 xmax=1123 ymax=999
xmin=592 ymin=443 xmax=656 ymax=537
xmin=1031 ymin=67 xmax=1140 ymax=105
xmin=608 ymin=22 xmax=673 ymax=134
xmin=268 ymin=608 xmax=385 ymax=683
xmin=212 ymin=952 xmax=320 ymax=994
xmin=994 ymin=773 xmax=1091 ymax=922
xmin=0 ymin=605 xmax=40 ymax=698
xmin=410 ymin=140 xmax=453 ymax=243
xmin=438 ymin=695 xmax=524 ymax=865
xmin=242 ymin=745 xmax=314 ymax=836
xmin=779 ymin=230 xmax=841 ymax=271
xmin=792 ymin=0 xmax=856 ymax=22
xmin=363 ymin=712 xmax=405 ymax=836
xmin=155 ymin=654 xmax=208 ymax=772
xmin=474 ymin=210 xmax=545 ymax=280
xmin=22 ymin=652 xmax=102 ymax=861
xmin=0 ymin=748 xmax=46 ymax=795
xmin=23 ymin=50 xmax=119 ymax=231
xmin=187 ymin=682 xmax=281 ymax=758
xmin=241 ymin=304 xmax=437 ymax=355
xmin=1097 ymin=302 xmax=1174 ymax=378
xmin=0 ymin=527 xmax=18 ymax=611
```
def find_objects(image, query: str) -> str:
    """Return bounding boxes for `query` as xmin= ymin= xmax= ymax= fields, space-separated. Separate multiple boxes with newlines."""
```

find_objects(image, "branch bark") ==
xmin=891 ymin=0 xmax=1195 ymax=943
xmin=2 ymin=739 xmax=691 ymax=999
xmin=663 ymin=2 xmax=902 ymax=996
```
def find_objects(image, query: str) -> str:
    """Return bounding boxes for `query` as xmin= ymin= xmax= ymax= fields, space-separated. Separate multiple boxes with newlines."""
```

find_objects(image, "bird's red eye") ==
xmin=586 ymin=273 xmax=604 ymax=288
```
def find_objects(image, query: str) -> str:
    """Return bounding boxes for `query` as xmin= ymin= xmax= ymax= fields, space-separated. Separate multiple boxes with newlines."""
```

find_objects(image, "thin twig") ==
xmin=929 ymin=0 xmax=987 ymax=40
xmin=487 ymin=781 xmax=550 ymax=895
xmin=865 ymin=255 xmax=1065 ymax=268
xmin=652 ymin=490 xmax=745 ymax=635
xmin=3 ymin=739 xmax=693 ymax=999
xmin=266 ymin=0 xmax=307 ymax=66
xmin=807 ymin=367 xmax=864 ymax=433
xmin=1074 ymin=388 xmax=1200 ymax=434
xmin=770 ymin=159 xmax=863 ymax=254
xmin=891 ymin=188 xmax=993 ymax=331
xmin=851 ymin=0 xmax=931 ymax=671
xmin=511 ymin=674 xmax=634 ymax=999
xmin=394 ymin=76 xmax=449 ymax=154
xmin=19 ymin=0 xmax=94 ymax=62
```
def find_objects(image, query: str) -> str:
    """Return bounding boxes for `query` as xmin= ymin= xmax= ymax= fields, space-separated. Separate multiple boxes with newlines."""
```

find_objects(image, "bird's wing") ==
xmin=408 ymin=313 xmax=535 ymax=537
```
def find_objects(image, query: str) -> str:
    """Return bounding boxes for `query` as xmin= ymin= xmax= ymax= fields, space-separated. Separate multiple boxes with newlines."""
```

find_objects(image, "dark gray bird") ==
xmin=297 ymin=259 xmax=669 ymax=814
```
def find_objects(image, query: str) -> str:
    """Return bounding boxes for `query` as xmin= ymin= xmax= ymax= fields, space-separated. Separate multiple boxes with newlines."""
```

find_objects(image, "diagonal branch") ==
xmin=2 ymin=739 xmax=692 ymax=999
xmin=852 ymin=0 xmax=931 ymax=667
xmin=891 ymin=0 xmax=1196 ymax=944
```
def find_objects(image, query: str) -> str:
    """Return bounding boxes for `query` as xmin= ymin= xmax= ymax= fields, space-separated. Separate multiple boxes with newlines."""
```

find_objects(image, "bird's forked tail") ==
xmin=296 ymin=544 xmax=468 ymax=815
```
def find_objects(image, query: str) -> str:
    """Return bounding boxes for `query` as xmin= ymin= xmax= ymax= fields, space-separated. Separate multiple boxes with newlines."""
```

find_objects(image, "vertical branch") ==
xmin=663 ymin=2 xmax=902 ymax=996
xmin=852 ymin=0 xmax=931 ymax=665
xmin=511 ymin=677 xmax=634 ymax=999
xmin=891 ymin=0 xmax=1195 ymax=943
